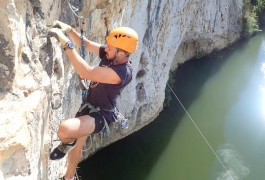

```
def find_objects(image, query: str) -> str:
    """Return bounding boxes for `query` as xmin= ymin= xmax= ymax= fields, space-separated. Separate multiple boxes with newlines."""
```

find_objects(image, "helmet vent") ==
xmin=114 ymin=34 xmax=131 ymax=39
xmin=107 ymin=27 xmax=138 ymax=53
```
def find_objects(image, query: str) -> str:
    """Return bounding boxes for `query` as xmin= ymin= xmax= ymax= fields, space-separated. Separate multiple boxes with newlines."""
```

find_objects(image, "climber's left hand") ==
xmin=52 ymin=20 xmax=72 ymax=33
xmin=48 ymin=28 xmax=70 ymax=46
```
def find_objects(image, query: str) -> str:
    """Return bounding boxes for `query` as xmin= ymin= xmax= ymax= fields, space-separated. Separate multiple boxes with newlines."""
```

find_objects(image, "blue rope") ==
xmin=81 ymin=27 xmax=85 ymax=60
xmin=80 ymin=26 xmax=87 ymax=102
xmin=67 ymin=0 xmax=88 ymax=102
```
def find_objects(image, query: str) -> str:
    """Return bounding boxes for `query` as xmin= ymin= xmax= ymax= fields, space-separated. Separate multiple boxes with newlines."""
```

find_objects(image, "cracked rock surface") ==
xmin=0 ymin=0 xmax=243 ymax=179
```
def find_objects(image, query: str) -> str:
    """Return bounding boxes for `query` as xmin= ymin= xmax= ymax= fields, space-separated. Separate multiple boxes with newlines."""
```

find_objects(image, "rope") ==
xmin=67 ymin=0 xmax=84 ymax=19
xmin=65 ymin=2 xmax=88 ymax=180
xmin=66 ymin=0 xmax=85 ymax=59
xmin=67 ymin=0 xmax=89 ymax=95
xmin=166 ymin=82 xmax=234 ymax=180
xmin=78 ymin=102 xmax=112 ymax=152
xmin=82 ymin=135 xmax=93 ymax=152
xmin=80 ymin=22 xmax=86 ymax=60
xmin=75 ymin=171 xmax=79 ymax=180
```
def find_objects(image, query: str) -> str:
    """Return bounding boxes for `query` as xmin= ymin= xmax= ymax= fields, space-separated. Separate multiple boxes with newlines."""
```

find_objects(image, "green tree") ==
xmin=243 ymin=0 xmax=261 ymax=37
xmin=255 ymin=0 xmax=265 ymax=26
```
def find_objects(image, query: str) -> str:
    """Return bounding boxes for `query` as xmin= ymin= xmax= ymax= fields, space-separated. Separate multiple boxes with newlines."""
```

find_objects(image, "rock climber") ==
xmin=48 ymin=20 xmax=138 ymax=180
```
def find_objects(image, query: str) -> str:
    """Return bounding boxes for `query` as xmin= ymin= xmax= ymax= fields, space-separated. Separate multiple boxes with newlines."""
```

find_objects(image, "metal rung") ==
xmin=39 ymin=34 xmax=51 ymax=38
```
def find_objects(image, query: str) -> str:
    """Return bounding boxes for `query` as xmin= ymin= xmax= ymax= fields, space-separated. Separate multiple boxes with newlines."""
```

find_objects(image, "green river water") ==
xmin=78 ymin=31 xmax=265 ymax=180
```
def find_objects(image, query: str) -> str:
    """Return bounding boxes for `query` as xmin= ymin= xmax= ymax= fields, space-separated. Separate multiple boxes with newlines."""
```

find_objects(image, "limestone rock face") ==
xmin=0 ymin=0 xmax=243 ymax=179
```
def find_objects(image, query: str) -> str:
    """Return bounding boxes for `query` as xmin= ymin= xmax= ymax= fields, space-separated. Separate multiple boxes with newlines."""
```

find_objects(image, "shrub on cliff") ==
xmin=243 ymin=0 xmax=265 ymax=37
xmin=252 ymin=0 xmax=265 ymax=26
xmin=164 ymin=70 xmax=176 ymax=108
xmin=243 ymin=0 xmax=260 ymax=37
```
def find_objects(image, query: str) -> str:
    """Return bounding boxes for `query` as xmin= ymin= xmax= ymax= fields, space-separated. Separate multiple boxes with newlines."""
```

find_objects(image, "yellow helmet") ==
xmin=106 ymin=27 xmax=138 ymax=54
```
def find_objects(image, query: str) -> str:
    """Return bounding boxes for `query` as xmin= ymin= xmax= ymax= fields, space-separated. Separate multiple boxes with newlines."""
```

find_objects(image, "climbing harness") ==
xmin=166 ymin=82 xmax=234 ymax=180
xmin=78 ymin=102 xmax=111 ymax=153
xmin=78 ymin=102 xmax=112 ymax=136
xmin=78 ymin=101 xmax=129 ymax=153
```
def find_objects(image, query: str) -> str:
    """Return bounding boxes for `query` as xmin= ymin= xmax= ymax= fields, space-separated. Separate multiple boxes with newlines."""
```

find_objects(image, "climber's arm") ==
xmin=68 ymin=29 xmax=101 ymax=56
xmin=47 ymin=28 xmax=119 ymax=84
xmin=65 ymin=46 xmax=121 ymax=84
xmin=52 ymin=20 xmax=101 ymax=56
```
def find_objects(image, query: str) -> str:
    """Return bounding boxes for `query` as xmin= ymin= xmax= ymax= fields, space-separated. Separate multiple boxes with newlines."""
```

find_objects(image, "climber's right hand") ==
xmin=48 ymin=28 xmax=70 ymax=46
xmin=52 ymin=20 xmax=72 ymax=33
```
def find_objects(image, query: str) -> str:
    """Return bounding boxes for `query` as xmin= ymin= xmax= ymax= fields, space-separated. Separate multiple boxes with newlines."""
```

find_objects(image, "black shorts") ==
xmin=75 ymin=105 xmax=105 ymax=134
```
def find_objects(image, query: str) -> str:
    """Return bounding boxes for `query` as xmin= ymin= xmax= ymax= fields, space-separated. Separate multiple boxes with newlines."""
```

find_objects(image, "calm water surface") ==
xmin=78 ymin=31 xmax=265 ymax=180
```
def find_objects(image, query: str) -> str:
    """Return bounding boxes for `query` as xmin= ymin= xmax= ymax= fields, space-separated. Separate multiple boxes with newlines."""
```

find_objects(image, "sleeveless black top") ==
xmin=86 ymin=46 xmax=133 ymax=123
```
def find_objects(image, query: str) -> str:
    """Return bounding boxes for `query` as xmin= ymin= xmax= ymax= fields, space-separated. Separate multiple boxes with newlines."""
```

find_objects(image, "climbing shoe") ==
xmin=50 ymin=140 xmax=76 ymax=160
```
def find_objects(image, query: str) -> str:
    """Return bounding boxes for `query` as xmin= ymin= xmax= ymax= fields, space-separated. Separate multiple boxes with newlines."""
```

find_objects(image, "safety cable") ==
xmin=66 ymin=2 xmax=89 ymax=180
xmin=75 ymin=171 xmax=80 ymax=180
xmin=66 ymin=0 xmax=85 ymax=59
xmin=67 ymin=0 xmax=89 ymax=91
xmin=166 ymin=82 xmax=234 ymax=180
xmin=67 ymin=0 xmax=84 ymax=19
xmin=82 ymin=135 xmax=93 ymax=152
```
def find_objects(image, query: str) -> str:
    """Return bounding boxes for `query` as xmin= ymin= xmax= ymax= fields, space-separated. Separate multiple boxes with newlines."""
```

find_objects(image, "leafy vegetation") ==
xmin=252 ymin=0 xmax=265 ymax=26
xmin=243 ymin=0 xmax=265 ymax=37
xmin=164 ymin=70 xmax=176 ymax=108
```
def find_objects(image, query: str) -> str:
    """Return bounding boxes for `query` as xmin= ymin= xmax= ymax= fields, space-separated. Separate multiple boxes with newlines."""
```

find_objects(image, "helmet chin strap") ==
xmin=113 ymin=48 xmax=129 ymax=63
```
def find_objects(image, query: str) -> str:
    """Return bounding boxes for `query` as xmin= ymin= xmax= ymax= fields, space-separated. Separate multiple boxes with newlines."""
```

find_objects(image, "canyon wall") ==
xmin=0 ymin=0 xmax=243 ymax=179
